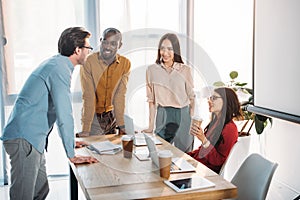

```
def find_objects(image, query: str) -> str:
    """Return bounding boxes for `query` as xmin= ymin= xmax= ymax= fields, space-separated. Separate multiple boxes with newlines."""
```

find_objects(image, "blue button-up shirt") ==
xmin=1 ymin=54 xmax=75 ymax=158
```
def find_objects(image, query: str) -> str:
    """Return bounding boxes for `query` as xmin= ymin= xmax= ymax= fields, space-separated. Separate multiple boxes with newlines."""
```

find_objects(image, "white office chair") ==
xmin=219 ymin=137 xmax=250 ymax=181
xmin=230 ymin=153 xmax=278 ymax=200
xmin=219 ymin=142 xmax=238 ymax=177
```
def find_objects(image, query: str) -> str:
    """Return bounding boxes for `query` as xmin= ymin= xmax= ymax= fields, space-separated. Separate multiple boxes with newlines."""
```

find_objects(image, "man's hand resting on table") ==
xmin=75 ymin=141 xmax=89 ymax=148
xmin=69 ymin=155 xmax=98 ymax=164
xmin=72 ymin=141 xmax=98 ymax=164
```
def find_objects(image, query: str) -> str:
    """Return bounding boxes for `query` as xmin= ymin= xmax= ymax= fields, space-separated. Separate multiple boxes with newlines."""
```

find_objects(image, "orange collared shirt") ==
xmin=80 ymin=52 xmax=131 ymax=132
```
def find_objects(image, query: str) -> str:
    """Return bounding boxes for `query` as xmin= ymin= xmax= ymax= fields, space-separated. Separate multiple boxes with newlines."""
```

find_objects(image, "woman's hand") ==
xmin=190 ymin=123 xmax=206 ymax=143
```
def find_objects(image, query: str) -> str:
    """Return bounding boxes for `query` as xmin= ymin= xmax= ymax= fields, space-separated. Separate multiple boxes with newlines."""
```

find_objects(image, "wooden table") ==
xmin=70 ymin=134 xmax=237 ymax=200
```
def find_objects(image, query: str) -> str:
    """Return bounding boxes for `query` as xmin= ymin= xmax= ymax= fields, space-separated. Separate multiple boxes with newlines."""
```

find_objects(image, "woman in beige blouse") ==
xmin=142 ymin=33 xmax=195 ymax=152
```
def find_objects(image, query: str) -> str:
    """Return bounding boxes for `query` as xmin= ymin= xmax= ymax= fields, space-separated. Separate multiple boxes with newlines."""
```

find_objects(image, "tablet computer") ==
xmin=164 ymin=177 xmax=215 ymax=193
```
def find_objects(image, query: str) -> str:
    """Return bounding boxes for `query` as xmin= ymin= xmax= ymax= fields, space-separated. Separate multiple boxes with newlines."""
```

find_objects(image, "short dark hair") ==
xmin=58 ymin=27 xmax=91 ymax=56
xmin=155 ymin=33 xmax=184 ymax=65
xmin=101 ymin=27 xmax=122 ymax=41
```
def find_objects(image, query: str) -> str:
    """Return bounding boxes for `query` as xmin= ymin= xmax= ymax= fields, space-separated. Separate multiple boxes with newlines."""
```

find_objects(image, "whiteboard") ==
xmin=253 ymin=0 xmax=300 ymax=120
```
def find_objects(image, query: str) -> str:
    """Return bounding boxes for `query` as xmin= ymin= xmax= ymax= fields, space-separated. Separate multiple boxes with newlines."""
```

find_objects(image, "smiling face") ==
xmin=100 ymin=32 xmax=121 ymax=63
xmin=208 ymin=92 xmax=224 ymax=116
xmin=159 ymin=39 xmax=174 ymax=67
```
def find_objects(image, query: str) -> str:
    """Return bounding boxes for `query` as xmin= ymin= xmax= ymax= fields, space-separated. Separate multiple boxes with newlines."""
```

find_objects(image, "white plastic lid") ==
xmin=121 ymin=135 xmax=133 ymax=141
xmin=192 ymin=115 xmax=203 ymax=121
xmin=158 ymin=150 xmax=173 ymax=158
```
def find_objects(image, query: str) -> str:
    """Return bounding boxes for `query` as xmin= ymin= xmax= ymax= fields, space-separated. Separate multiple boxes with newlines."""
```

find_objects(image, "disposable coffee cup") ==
xmin=122 ymin=135 xmax=134 ymax=158
xmin=192 ymin=116 xmax=202 ymax=128
xmin=158 ymin=150 xmax=173 ymax=179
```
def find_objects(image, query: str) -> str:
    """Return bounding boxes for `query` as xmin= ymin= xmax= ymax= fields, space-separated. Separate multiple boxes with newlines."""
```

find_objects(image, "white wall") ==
xmin=265 ymin=119 xmax=300 ymax=195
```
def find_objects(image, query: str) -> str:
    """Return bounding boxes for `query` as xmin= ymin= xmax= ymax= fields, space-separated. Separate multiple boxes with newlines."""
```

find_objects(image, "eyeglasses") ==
xmin=82 ymin=46 xmax=93 ymax=51
xmin=209 ymin=95 xmax=222 ymax=101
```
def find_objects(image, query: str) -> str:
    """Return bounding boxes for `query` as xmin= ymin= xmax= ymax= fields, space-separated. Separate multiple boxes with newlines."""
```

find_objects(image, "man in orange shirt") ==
xmin=77 ymin=28 xmax=131 ymax=137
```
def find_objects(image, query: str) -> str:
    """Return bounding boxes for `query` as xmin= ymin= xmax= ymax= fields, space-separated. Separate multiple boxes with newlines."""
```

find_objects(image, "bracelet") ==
xmin=202 ymin=139 xmax=210 ymax=148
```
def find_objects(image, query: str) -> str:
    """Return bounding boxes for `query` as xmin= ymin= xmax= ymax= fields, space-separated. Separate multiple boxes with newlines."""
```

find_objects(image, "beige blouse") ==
xmin=146 ymin=62 xmax=195 ymax=108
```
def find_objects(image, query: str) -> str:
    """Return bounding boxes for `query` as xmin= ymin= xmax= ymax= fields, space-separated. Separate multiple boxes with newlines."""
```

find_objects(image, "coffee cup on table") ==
xmin=158 ymin=150 xmax=173 ymax=179
xmin=121 ymin=135 xmax=134 ymax=158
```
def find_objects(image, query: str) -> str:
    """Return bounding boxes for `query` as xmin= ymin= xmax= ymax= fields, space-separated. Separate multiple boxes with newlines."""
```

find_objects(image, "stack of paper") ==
xmin=133 ymin=133 xmax=162 ymax=146
xmin=87 ymin=141 xmax=122 ymax=155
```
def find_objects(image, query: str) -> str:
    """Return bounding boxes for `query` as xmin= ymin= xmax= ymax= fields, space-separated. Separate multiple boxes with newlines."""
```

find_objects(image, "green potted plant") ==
xmin=214 ymin=71 xmax=272 ymax=136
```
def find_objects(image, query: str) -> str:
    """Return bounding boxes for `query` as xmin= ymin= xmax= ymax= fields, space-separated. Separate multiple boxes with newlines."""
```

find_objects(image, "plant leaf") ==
xmin=248 ymin=96 xmax=253 ymax=104
xmin=235 ymin=82 xmax=248 ymax=87
xmin=244 ymin=88 xmax=253 ymax=95
xmin=256 ymin=114 xmax=268 ymax=122
xmin=230 ymin=71 xmax=238 ymax=79
xmin=254 ymin=116 xmax=265 ymax=134
xmin=268 ymin=118 xmax=273 ymax=127
xmin=213 ymin=81 xmax=225 ymax=87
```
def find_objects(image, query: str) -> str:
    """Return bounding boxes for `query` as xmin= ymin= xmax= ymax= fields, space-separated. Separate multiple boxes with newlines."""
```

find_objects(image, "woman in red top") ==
xmin=188 ymin=87 xmax=243 ymax=173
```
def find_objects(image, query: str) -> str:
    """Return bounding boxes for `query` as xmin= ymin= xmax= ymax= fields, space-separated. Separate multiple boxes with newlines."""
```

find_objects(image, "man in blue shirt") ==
xmin=1 ymin=27 xmax=98 ymax=200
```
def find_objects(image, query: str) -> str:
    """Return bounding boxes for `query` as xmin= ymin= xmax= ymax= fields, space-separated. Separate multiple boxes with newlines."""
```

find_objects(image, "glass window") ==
xmin=2 ymin=0 xmax=84 ymax=94
xmin=1 ymin=0 xmax=86 ymax=180
xmin=97 ymin=0 xmax=185 ymax=128
xmin=192 ymin=0 xmax=254 ymax=148
xmin=0 ymin=0 xmax=187 ymax=183
xmin=194 ymin=0 xmax=254 ymax=84
xmin=1 ymin=0 xmax=254 ymax=186
xmin=99 ymin=0 xmax=183 ymax=32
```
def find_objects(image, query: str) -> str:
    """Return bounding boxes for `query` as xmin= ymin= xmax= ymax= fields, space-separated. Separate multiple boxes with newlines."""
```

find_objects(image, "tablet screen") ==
xmin=171 ymin=178 xmax=193 ymax=189
xmin=164 ymin=177 xmax=215 ymax=192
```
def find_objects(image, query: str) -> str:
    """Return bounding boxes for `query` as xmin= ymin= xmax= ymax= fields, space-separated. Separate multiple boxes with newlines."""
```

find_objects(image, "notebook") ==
xmin=124 ymin=114 xmax=162 ymax=146
xmin=143 ymin=133 xmax=196 ymax=173
xmin=87 ymin=141 xmax=122 ymax=155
